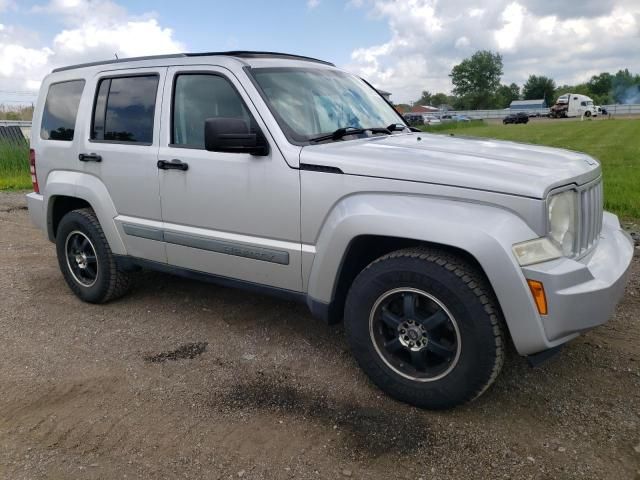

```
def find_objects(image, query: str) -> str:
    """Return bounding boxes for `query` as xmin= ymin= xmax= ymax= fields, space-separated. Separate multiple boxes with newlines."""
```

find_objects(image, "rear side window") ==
xmin=91 ymin=75 xmax=159 ymax=144
xmin=172 ymin=74 xmax=252 ymax=148
xmin=40 ymin=80 xmax=85 ymax=141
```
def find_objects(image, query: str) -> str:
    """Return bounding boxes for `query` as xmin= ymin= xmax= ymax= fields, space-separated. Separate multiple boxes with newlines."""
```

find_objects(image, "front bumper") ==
xmin=522 ymin=212 xmax=634 ymax=349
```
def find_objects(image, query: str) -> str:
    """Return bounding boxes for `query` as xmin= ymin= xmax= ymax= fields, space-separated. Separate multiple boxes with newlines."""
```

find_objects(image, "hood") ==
xmin=299 ymin=132 xmax=601 ymax=198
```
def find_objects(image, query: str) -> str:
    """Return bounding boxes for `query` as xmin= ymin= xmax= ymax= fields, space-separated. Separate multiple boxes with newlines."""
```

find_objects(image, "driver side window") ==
xmin=172 ymin=73 xmax=252 ymax=149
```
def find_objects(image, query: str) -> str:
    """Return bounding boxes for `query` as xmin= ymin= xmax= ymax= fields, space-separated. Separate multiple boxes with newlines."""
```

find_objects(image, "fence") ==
xmin=601 ymin=104 xmax=640 ymax=115
xmin=0 ymin=120 xmax=31 ymax=140
xmin=442 ymin=104 xmax=640 ymax=119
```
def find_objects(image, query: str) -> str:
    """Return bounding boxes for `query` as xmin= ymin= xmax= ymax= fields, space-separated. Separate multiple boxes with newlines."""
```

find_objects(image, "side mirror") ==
xmin=204 ymin=117 xmax=269 ymax=156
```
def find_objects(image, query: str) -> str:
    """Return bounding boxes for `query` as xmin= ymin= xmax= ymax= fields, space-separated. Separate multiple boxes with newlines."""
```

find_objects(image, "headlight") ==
xmin=548 ymin=190 xmax=577 ymax=256
xmin=512 ymin=189 xmax=578 ymax=266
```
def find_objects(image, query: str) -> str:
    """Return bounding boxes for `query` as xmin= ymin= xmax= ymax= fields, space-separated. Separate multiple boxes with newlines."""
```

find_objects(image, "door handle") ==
xmin=157 ymin=159 xmax=189 ymax=171
xmin=78 ymin=153 xmax=102 ymax=162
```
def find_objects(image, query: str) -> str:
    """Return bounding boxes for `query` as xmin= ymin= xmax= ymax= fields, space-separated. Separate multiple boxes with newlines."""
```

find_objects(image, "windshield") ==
xmin=250 ymin=67 xmax=404 ymax=143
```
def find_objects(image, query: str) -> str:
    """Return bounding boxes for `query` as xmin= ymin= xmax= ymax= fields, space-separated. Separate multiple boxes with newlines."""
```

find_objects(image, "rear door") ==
xmin=156 ymin=65 xmax=302 ymax=292
xmin=81 ymin=68 xmax=166 ymax=262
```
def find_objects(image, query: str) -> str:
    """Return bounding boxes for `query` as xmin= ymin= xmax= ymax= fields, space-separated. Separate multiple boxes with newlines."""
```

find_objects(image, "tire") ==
xmin=584 ymin=111 xmax=591 ymax=118
xmin=55 ymin=208 xmax=131 ymax=303
xmin=344 ymin=247 xmax=505 ymax=410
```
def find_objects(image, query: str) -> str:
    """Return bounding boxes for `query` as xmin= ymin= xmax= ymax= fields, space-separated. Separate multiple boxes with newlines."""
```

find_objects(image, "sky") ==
xmin=0 ymin=0 xmax=639 ymax=105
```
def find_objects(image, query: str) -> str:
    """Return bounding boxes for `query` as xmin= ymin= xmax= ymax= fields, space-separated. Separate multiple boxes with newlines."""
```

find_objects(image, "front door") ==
xmin=156 ymin=65 xmax=302 ymax=292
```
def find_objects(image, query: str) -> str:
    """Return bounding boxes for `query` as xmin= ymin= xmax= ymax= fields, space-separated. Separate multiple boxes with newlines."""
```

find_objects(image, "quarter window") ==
xmin=40 ymin=80 xmax=85 ymax=141
xmin=172 ymin=74 xmax=252 ymax=148
xmin=91 ymin=75 xmax=159 ymax=144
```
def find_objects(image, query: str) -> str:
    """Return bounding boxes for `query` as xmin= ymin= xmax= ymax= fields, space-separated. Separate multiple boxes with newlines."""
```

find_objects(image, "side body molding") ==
xmin=305 ymin=193 xmax=546 ymax=355
xmin=44 ymin=170 xmax=127 ymax=255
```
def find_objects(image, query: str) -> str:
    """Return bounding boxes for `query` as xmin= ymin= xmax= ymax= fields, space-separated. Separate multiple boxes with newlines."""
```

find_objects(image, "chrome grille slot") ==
xmin=576 ymin=180 xmax=603 ymax=256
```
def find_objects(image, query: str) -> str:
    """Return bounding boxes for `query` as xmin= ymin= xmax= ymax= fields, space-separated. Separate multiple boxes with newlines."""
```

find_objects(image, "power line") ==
xmin=0 ymin=90 xmax=38 ymax=95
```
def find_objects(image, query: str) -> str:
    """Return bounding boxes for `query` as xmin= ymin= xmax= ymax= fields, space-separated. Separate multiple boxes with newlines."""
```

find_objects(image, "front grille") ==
xmin=576 ymin=179 xmax=603 ymax=256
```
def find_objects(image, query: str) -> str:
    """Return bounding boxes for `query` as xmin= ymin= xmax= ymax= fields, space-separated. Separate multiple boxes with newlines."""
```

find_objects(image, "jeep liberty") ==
xmin=26 ymin=51 xmax=634 ymax=409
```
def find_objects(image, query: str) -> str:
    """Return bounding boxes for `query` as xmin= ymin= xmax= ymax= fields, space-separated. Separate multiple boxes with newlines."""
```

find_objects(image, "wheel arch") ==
xmin=305 ymin=193 xmax=549 ymax=355
xmin=313 ymin=234 xmax=485 ymax=325
xmin=49 ymin=195 xmax=92 ymax=240
xmin=44 ymin=170 xmax=126 ymax=254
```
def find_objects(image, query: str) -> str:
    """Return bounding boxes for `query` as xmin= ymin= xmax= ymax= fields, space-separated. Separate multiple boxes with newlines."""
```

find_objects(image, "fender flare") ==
xmin=44 ymin=170 xmax=127 ymax=255
xmin=306 ymin=193 xmax=548 ymax=355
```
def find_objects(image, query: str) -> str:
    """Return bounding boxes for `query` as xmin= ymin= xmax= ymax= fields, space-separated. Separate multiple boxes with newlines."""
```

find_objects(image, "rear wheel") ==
xmin=344 ymin=247 xmax=505 ymax=409
xmin=56 ymin=208 xmax=131 ymax=303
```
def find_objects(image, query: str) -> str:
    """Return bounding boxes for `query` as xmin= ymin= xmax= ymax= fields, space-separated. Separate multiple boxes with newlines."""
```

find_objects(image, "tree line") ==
xmin=0 ymin=104 xmax=34 ymax=121
xmin=399 ymin=50 xmax=640 ymax=111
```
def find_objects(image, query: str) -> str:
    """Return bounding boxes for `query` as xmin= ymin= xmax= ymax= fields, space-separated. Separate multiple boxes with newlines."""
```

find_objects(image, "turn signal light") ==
xmin=527 ymin=279 xmax=548 ymax=315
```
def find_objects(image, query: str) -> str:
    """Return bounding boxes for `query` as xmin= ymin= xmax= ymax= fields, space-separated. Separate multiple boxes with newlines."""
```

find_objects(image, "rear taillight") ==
xmin=29 ymin=148 xmax=39 ymax=193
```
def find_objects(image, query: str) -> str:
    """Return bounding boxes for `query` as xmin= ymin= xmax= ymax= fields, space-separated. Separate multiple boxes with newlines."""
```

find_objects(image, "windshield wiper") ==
xmin=386 ymin=123 xmax=408 ymax=132
xmin=309 ymin=126 xmax=391 ymax=143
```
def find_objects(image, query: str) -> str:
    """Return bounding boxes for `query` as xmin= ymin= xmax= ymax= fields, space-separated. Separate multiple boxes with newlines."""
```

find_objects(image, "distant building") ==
xmin=410 ymin=105 xmax=440 ymax=114
xmin=510 ymin=99 xmax=547 ymax=111
xmin=377 ymin=89 xmax=392 ymax=101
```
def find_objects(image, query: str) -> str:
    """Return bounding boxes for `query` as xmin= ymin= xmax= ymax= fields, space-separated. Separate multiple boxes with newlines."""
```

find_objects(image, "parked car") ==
xmin=422 ymin=114 xmax=441 ymax=125
xmin=27 ymin=51 xmax=633 ymax=410
xmin=452 ymin=115 xmax=471 ymax=122
xmin=503 ymin=112 xmax=529 ymax=124
xmin=403 ymin=112 xmax=424 ymax=127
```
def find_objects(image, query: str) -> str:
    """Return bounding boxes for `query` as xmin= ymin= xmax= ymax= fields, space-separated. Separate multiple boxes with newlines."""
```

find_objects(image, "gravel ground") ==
xmin=1 ymin=191 xmax=639 ymax=479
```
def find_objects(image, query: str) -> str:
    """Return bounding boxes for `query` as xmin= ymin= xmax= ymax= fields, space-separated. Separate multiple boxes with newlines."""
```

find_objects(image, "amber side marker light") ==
xmin=527 ymin=279 xmax=548 ymax=315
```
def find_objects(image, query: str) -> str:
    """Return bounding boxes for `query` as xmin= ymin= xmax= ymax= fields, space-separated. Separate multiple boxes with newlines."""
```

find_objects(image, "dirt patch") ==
xmin=219 ymin=372 xmax=430 ymax=457
xmin=144 ymin=341 xmax=208 ymax=363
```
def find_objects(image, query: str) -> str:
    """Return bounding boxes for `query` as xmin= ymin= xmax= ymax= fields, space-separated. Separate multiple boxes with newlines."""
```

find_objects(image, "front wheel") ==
xmin=344 ymin=248 xmax=505 ymax=409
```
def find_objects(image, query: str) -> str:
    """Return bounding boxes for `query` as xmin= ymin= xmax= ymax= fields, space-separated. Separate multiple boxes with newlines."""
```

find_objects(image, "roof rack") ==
xmin=188 ymin=51 xmax=334 ymax=66
xmin=51 ymin=51 xmax=334 ymax=73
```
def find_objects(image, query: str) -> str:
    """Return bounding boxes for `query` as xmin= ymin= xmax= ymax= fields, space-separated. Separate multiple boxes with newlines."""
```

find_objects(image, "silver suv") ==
xmin=27 ymin=51 xmax=634 ymax=409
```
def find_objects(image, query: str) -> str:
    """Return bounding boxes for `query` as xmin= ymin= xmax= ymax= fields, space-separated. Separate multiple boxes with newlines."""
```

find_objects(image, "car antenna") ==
xmin=114 ymin=53 xmax=119 ymax=60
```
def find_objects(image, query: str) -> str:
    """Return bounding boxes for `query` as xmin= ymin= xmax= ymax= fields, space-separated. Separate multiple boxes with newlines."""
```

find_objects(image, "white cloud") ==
xmin=345 ymin=0 xmax=640 ymax=103
xmin=454 ymin=36 xmax=470 ymax=49
xmin=0 ymin=0 xmax=184 ymax=100
xmin=494 ymin=2 xmax=525 ymax=50
xmin=0 ymin=0 xmax=16 ymax=12
xmin=307 ymin=0 xmax=321 ymax=9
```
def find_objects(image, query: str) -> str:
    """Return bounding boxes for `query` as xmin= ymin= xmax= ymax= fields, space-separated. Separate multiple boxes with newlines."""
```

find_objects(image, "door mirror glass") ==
xmin=204 ymin=117 xmax=268 ymax=156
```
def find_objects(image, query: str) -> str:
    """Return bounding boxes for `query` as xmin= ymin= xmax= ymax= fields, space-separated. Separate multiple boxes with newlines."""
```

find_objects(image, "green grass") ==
xmin=0 ymin=141 xmax=31 ymax=190
xmin=420 ymin=119 xmax=640 ymax=220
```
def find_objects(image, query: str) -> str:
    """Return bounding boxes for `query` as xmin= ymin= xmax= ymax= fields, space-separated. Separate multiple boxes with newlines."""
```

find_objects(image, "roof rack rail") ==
xmin=51 ymin=50 xmax=334 ymax=73
xmin=52 ymin=53 xmax=187 ymax=73
xmin=185 ymin=51 xmax=334 ymax=66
